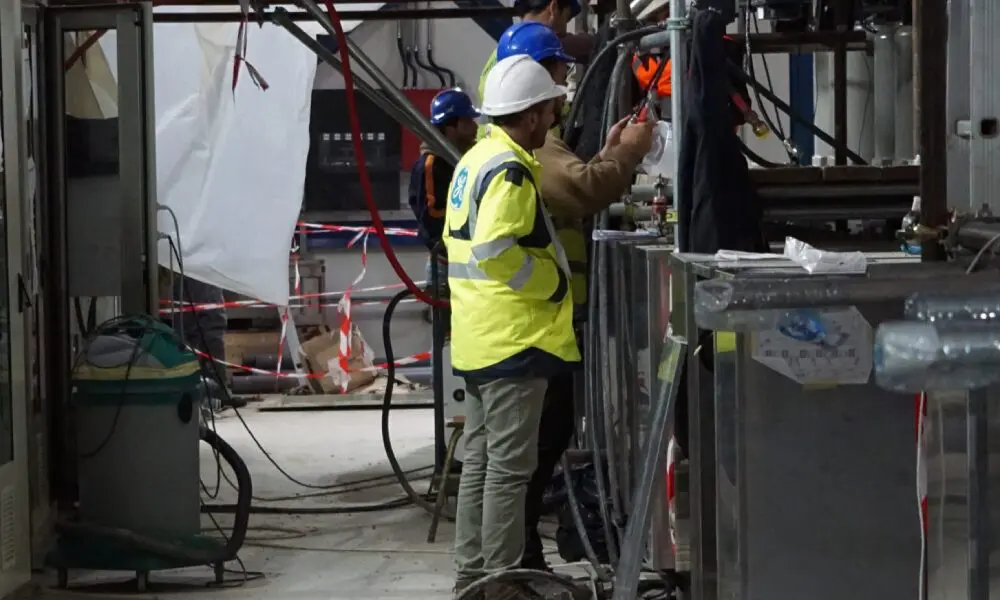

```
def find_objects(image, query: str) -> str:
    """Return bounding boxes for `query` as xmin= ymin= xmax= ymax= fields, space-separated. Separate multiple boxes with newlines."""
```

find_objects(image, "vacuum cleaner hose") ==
xmin=57 ymin=426 xmax=252 ymax=564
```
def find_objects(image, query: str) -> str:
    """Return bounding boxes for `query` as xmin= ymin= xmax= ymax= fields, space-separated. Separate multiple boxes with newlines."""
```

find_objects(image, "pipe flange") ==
xmin=610 ymin=14 xmax=639 ymax=30
xmin=666 ymin=16 xmax=690 ymax=30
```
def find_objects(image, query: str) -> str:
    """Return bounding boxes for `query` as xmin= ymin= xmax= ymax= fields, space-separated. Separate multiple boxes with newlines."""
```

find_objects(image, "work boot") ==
xmin=519 ymin=553 xmax=552 ymax=573
xmin=521 ymin=529 xmax=551 ymax=572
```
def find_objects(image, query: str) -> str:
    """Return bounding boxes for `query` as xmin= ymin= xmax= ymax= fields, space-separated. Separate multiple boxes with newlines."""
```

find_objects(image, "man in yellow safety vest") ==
xmin=495 ymin=23 xmax=656 ymax=572
xmin=446 ymin=54 xmax=579 ymax=597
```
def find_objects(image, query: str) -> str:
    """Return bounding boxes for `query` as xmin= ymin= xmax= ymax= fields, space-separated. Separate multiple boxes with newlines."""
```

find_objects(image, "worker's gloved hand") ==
xmin=619 ymin=119 xmax=657 ymax=158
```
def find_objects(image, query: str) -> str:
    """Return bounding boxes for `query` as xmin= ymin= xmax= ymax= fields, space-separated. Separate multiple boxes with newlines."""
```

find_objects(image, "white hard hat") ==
xmin=636 ymin=0 xmax=669 ymax=21
xmin=480 ymin=55 xmax=568 ymax=117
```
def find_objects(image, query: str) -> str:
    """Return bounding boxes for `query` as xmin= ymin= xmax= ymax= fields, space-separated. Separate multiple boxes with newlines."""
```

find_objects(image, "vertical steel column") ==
xmin=968 ymin=0 xmax=1000 ymax=217
xmin=788 ymin=54 xmax=814 ymax=165
xmin=893 ymin=25 xmax=915 ymax=163
xmin=832 ymin=0 xmax=849 ymax=165
xmin=916 ymin=0 xmax=948 ymax=260
xmin=873 ymin=24 xmax=897 ymax=164
xmin=943 ymin=4 xmax=968 ymax=208
xmin=668 ymin=0 xmax=685 ymax=245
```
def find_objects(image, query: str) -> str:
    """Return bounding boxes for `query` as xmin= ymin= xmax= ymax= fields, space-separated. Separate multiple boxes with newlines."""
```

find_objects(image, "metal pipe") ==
xmin=638 ymin=30 xmax=670 ymax=52
xmin=272 ymin=10 xmax=447 ymax=155
xmin=669 ymin=2 xmax=683 ymax=247
xmin=873 ymin=24 xmax=897 ymax=164
xmin=611 ymin=338 xmax=686 ymax=600
xmin=954 ymin=219 xmax=1000 ymax=253
xmin=694 ymin=268 xmax=998 ymax=316
xmin=893 ymin=26 xmax=915 ymax=162
xmin=916 ymin=0 xmax=948 ymax=260
xmin=832 ymin=0 xmax=849 ymax=165
xmin=616 ymin=0 xmax=633 ymax=33
xmin=628 ymin=0 xmax=655 ymax=21
xmin=155 ymin=7 xmax=513 ymax=22
xmin=905 ymin=287 xmax=1000 ymax=322
xmin=875 ymin=320 xmax=1000 ymax=392
xmin=296 ymin=0 xmax=461 ymax=164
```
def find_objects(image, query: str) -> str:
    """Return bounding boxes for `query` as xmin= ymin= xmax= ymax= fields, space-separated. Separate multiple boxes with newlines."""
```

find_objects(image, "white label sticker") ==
xmin=751 ymin=306 xmax=873 ymax=385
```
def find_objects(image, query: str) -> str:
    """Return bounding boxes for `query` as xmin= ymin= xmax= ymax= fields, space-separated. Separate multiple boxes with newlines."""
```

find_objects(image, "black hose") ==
xmin=206 ymin=497 xmax=414 ymax=515
xmin=726 ymin=60 xmax=867 ymax=165
xmin=383 ymin=288 xmax=453 ymax=518
xmin=58 ymin=426 xmax=252 ymax=564
xmin=397 ymin=34 xmax=412 ymax=87
xmin=412 ymin=42 xmax=440 ymax=86
xmin=561 ymin=455 xmax=610 ymax=580
xmin=563 ymin=24 xmax=666 ymax=139
xmin=739 ymin=138 xmax=785 ymax=168
xmin=744 ymin=10 xmax=788 ymax=144
xmin=427 ymin=48 xmax=457 ymax=87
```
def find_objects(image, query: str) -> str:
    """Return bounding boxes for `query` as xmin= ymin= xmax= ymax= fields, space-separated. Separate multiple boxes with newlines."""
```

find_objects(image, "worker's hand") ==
xmin=603 ymin=116 xmax=631 ymax=150
xmin=618 ymin=119 xmax=657 ymax=157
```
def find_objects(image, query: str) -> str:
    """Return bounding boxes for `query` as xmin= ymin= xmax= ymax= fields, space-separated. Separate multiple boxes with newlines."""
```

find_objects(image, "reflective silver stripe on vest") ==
xmin=462 ymin=151 xmax=518 ymax=237
xmin=471 ymin=236 xmax=516 ymax=262
xmin=449 ymin=254 xmax=539 ymax=292
xmin=507 ymin=255 xmax=534 ymax=290
xmin=449 ymin=262 xmax=488 ymax=281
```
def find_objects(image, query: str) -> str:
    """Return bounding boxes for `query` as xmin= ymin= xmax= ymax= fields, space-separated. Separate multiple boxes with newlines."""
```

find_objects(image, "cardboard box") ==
xmin=223 ymin=331 xmax=281 ymax=369
xmin=299 ymin=325 xmax=376 ymax=393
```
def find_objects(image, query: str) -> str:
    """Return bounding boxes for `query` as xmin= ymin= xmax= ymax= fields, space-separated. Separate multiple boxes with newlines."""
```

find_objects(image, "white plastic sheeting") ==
xmin=153 ymin=23 xmax=317 ymax=306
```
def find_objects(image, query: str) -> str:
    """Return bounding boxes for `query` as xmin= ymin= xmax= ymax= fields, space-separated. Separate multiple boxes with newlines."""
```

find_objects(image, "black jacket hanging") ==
xmin=677 ymin=9 xmax=767 ymax=254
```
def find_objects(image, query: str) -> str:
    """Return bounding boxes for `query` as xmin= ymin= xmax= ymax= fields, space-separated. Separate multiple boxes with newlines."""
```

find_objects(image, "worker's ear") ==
xmin=544 ymin=0 xmax=560 ymax=19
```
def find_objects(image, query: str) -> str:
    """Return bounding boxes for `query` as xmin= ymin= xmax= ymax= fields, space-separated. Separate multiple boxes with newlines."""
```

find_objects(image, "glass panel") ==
xmin=0 ymin=16 xmax=15 ymax=467
xmin=63 ymin=29 xmax=121 ymax=354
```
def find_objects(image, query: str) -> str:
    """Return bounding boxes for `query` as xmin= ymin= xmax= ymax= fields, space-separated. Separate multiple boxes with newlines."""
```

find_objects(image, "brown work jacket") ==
xmin=536 ymin=130 xmax=644 ymax=220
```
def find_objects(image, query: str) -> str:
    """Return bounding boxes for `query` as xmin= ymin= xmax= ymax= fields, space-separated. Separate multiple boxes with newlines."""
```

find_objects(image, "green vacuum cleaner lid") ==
xmin=72 ymin=318 xmax=201 ymax=384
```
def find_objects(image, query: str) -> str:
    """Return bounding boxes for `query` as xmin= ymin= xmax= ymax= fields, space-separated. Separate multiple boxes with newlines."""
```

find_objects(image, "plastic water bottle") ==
xmin=900 ymin=196 xmax=922 ymax=255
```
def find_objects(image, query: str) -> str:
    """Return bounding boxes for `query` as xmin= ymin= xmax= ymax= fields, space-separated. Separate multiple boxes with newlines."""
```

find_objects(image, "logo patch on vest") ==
xmin=450 ymin=167 xmax=468 ymax=209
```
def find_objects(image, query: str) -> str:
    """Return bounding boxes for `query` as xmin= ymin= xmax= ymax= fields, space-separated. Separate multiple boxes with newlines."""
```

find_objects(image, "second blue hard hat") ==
xmin=496 ymin=22 xmax=574 ymax=63
xmin=429 ymin=88 xmax=480 ymax=126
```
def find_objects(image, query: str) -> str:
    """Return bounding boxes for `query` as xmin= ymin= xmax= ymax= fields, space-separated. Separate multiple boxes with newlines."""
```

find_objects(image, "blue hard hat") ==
xmin=496 ymin=22 xmax=574 ymax=64
xmin=429 ymin=88 xmax=480 ymax=126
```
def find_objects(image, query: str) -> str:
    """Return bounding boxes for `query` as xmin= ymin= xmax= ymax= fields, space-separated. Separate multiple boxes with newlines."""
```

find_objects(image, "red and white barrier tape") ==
xmin=158 ymin=280 xmax=425 ymax=314
xmin=297 ymin=221 xmax=418 ymax=238
xmin=334 ymin=232 xmax=371 ymax=392
xmin=195 ymin=348 xmax=431 ymax=380
xmin=275 ymin=253 xmax=303 ymax=378
xmin=916 ymin=392 xmax=927 ymax=600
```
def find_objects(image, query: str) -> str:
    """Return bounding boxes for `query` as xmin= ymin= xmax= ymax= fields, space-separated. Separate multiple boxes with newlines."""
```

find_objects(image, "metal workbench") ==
xmin=672 ymin=253 xmax=1000 ymax=600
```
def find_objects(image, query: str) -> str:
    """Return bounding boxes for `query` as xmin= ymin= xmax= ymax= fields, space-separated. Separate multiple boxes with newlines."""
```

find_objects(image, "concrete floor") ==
xmin=38 ymin=407 xmax=489 ymax=599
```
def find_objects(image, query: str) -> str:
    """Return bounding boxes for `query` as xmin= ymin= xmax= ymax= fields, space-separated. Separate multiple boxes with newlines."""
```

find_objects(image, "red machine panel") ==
xmin=400 ymin=88 xmax=443 ymax=169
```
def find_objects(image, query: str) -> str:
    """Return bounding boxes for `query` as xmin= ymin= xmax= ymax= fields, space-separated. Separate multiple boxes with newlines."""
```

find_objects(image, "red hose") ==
xmin=321 ymin=0 xmax=448 ymax=308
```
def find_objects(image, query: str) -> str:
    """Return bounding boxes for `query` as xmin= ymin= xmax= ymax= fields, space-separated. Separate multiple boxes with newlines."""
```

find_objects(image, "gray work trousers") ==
xmin=454 ymin=376 xmax=548 ymax=583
